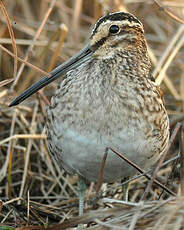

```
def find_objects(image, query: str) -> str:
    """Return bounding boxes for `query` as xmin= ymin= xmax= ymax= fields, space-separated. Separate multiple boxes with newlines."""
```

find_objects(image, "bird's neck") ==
xmin=97 ymin=46 xmax=151 ymax=84
xmin=119 ymin=47 xmax=151 ymax=78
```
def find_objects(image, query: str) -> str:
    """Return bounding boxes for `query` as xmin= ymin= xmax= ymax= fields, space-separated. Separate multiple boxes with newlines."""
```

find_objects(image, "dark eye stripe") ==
xmin=91 ymin=37 xmax=108 ymax=50
xmin=91 ymin=26 xmax=143 ymax=50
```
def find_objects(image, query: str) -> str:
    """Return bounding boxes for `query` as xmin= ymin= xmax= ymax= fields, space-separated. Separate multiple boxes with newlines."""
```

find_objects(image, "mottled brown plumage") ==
xmin=46 ymin=12 xmax=169 ymax=182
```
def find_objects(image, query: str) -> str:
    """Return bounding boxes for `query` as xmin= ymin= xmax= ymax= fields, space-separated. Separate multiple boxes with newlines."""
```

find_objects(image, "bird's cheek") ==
xmin=92 ymin=48 xmax=114 ymax=59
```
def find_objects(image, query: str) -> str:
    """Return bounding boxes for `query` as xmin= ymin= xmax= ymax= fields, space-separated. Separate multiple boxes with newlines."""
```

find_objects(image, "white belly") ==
xmin=48 ymin=127 xmax=160 ymax=182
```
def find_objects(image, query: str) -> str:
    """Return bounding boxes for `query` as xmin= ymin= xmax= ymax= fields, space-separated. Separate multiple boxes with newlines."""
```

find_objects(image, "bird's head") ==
xmin=90 ymin=12 xmax=146 ymax=58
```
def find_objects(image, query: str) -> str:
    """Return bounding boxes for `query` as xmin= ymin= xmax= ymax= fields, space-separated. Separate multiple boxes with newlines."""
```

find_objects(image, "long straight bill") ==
xmin=9 ymin=45 xmax=92 ymax=107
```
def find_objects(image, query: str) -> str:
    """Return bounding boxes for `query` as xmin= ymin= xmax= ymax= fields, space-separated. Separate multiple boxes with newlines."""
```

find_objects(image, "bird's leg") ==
xmin=122 ymin=182 xmax=130 ymax=202
xmin=121 ymin=177 xmax=130 ymax=201
xmin=77 ymin=175 xmax=86 ymax=230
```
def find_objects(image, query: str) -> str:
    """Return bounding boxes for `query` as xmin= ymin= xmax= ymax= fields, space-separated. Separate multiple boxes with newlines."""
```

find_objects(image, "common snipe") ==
xmin=10 ymin=12 xmax=169 ymax=225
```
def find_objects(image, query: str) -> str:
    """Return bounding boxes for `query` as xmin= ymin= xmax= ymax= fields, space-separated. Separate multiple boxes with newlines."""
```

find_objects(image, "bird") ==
xmin=10 ymin=11 xmax=169 ymax=228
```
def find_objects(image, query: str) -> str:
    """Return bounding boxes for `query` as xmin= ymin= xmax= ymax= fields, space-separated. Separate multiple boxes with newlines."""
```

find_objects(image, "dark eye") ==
xmin=109 ymin=25 xmax=120 ymax=34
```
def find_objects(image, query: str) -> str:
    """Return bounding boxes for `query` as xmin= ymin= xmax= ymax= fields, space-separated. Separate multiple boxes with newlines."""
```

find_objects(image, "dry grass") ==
xmin=0 ymin=0 xmax=184 ymax=229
